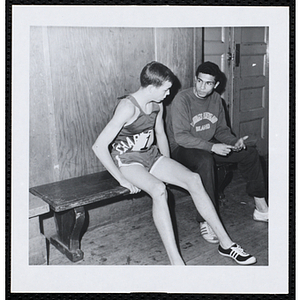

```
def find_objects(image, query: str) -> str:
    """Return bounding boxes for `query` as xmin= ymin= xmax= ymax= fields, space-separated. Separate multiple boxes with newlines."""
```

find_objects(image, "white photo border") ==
xmin=11 ymin=5 xmax=290 ymax=294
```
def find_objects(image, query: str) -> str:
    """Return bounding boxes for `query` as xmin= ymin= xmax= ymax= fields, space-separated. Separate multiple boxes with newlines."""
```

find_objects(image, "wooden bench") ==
xmin=29 ymin=196 xmax=50 ymax=265
xmin=29 ymin=171 xmax=131 ymax=263
xmin=29 ymin=165 xmax=235 ymax=264
xmin=29 ymin=196 xmax=50 ymax=219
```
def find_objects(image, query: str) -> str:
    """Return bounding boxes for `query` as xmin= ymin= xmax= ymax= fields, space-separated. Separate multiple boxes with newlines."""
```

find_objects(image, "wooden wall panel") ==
xmin=30 ymin=27 xmax=56 ymax=186
xmin=47 ymin=27 xmax=119 ymax=179
xmin=120 ymin=28 xmax=155 ymax=95
xmin=194 ymin=28 xmax=203 ymax=78
xmin=46 ymin=27 xmax=155 ymax=179
xmin=30 ymin=26 xmax=202 ymax=183
xmin=156 ymin=28 xmax=195 ymax=90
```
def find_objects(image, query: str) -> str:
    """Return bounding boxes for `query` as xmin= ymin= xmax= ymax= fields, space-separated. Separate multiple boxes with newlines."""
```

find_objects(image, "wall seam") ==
xmin=42 ymin=26 xmax=60 ymax=181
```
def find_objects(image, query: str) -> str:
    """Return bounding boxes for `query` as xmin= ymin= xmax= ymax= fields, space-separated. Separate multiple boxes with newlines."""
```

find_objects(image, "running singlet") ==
xmin=111 ymin=95 xmax=160 ymax=156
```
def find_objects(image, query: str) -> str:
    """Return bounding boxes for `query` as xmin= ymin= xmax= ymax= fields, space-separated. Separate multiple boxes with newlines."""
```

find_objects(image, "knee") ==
xmin=187 ymin=172 xmax=204 ymax=191
xmin=195 ymin=151 xmax=214 ymax=173
xmin=150 ymin=182 xmax=167 ymax=200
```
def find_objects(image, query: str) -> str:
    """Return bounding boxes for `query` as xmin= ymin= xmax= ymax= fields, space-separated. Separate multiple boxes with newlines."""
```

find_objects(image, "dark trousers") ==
xmin=172 ymin=146 xmax=266 ymax=223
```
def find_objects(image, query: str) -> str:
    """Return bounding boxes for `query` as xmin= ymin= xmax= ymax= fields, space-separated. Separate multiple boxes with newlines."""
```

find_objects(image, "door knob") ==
xmin=227 ymin=52 xmax=233 ymax=61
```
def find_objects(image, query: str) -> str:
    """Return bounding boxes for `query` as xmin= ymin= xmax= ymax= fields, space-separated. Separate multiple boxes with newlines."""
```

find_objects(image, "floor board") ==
xmin=47 ymin=170 xmax=268 ymax=266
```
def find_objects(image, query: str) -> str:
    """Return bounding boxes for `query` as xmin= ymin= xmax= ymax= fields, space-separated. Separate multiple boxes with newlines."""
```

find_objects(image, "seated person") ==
xmin=92 ymin=61 xmax=257 ymax=265
xmin=166 ymin=61 xmax=268 ymax=244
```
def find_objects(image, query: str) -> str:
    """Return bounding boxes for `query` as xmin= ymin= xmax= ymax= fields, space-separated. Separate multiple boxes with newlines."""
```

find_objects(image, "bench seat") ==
xmin=29 ymin=171 xmax=132 ymax=263
xmin=29 ymin=171 xmax=130 ymax=212
xmin=29 ymin=195 xmax=50 ymax=218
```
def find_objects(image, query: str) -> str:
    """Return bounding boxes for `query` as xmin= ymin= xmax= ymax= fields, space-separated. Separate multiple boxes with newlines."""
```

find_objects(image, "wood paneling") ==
xmin=194 ymin=28 xmax=203 ymax=79
xmin=156 ymin=28 xmax=197 ymax=90
xmin=30 ymin=27 xmax=201 ymax=183
xmin=47 ymin=27 xmax=122 ymax=179
xmin=30 ymin=27 xmax=57 ymax=186
xmin=46 ymin=27 xmax=155 ymax=179
xmin=120 ymin=28 xmax=155 ymax=94
xmin=240 ymin=87 xmax=264 ymax=111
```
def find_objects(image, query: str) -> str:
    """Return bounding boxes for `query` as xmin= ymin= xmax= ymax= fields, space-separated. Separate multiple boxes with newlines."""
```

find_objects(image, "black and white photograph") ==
xmin=10 ymin=5 xmax=290 ymax=295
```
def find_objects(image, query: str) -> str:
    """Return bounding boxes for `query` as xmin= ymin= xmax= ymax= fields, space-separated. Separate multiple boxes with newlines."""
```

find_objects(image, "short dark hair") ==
xmin=140 ymin=61 xmax=175 ymax=87
xmin=196 ymin=61 xmax=221 ymax=82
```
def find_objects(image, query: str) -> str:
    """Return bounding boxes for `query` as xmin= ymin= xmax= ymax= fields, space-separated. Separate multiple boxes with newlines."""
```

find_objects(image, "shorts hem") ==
xmin=149 ymin=155 xmax=165 ymax=174
xmin=118 ymin=162 xmax=145 ymax=169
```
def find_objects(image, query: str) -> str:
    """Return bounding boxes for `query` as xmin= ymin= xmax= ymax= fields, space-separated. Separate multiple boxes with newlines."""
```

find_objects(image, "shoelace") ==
xmin=231 ymin=244 xmax=247 ymax=255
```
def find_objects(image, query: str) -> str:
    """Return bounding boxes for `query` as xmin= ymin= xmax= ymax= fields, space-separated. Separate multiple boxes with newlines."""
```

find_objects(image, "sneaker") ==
xmin=218 ymin=243 xmax=257 ymax=265
xmin=199 ymin=222 xmax=219 ymax=244
xmin=253 ymin=209 xmax=268 ymax=222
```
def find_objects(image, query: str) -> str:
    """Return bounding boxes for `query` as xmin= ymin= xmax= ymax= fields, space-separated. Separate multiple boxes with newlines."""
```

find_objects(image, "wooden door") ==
xmin=204 ymin=27 xmax=269 ymax=156
xmin=203 ymin=27 xmax=234 ymax=107
xmin=232 ymin=27 xmax=269 ymax=156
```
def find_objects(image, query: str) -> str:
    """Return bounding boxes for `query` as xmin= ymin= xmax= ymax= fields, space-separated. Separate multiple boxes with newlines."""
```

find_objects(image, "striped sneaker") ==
xmin=218 ymin=243 xmax=257 ymax=265
xmin=200 ymin=221 xmax=219 ymax=244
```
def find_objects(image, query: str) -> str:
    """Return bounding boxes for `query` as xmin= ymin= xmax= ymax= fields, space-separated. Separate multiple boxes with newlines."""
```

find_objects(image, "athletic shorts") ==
xmin=111 ymin=145 xmax=163 ymax=173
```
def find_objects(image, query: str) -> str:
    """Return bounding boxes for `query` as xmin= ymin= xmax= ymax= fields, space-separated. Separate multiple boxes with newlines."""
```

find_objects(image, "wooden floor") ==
xmin=47 ymin=170 xmax=268 ymax=266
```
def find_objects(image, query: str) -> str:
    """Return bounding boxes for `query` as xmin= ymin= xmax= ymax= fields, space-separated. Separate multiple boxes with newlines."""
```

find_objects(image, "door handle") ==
xmin=235 ymin=43 xmax=240 ymax=67
xmin=227 ymin=52 xmax=233 ymax=62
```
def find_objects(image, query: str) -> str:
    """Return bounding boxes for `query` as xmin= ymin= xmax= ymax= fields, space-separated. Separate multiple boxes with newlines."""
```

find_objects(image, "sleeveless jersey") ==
xmin=111 ymin=95 xmax=160 ymax=156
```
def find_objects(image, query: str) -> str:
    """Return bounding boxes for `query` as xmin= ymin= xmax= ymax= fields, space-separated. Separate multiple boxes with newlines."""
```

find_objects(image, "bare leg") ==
xmin=120 ymin=164 xmax=185 ymax=265
xmin=150 ymin=157 xmax=233 ymax=249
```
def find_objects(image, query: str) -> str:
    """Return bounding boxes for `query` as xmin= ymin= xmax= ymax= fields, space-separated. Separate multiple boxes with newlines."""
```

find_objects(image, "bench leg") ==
xmin=46 ymin=237 xmax=50 ymax=265
xmin=50 ymin=206 xmax=86 ymax=262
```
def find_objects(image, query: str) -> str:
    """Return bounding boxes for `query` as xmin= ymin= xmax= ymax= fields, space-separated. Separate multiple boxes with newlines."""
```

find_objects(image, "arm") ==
xmin=210 ymin=100 xmax=241 ymax=155
xmin=214 ymin=102 xmax=238 ymax=145
xmin=155 ymin=103 xmax=170 ymax=158
xmin=92 ymin=99 xmax=140 ymax=194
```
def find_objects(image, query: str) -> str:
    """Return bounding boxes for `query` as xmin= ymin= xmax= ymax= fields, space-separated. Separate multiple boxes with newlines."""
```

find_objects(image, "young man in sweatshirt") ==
xmin=167 ymin=61 xmax=268 ymax=244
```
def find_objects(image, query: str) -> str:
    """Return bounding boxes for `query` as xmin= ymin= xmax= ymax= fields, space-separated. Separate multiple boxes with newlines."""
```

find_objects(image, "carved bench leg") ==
xmin=50 ymin=206 xmax=86 ymax=262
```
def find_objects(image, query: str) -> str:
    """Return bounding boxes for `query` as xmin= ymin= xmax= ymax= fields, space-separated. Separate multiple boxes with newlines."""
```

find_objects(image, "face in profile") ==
xmin=151 ymin=81 xmax=172 ymax=102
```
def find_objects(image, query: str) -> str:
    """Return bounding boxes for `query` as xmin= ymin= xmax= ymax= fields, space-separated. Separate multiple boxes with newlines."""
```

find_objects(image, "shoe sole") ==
xmin=200 ymin=224 xmax=219 ymax=244
xmin=253 ymin=216 xmax=268 ymax=222
xmin=218 ymin=250 xmax=257 ymax=265
xmin=201 ymin=236 xmax=219 ymax=244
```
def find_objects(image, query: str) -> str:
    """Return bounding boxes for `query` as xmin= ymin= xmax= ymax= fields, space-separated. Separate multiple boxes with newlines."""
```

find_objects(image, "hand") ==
xmin=211 ymin=143 xmax=234 ymax=156
xmin=233 ymin=136 xmax=248 ymax=152
xmin=119 ymin=178 xmax=141 ymax=194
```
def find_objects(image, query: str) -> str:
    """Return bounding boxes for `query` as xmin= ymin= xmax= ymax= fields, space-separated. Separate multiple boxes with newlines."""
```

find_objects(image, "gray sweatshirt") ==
xmin=167 ymin=87 xmax=238 ymax=153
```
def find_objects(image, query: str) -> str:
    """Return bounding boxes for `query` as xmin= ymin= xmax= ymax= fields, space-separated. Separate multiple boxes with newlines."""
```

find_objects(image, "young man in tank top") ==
xmin=92 ymin=61 xmax=256 ymax=265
